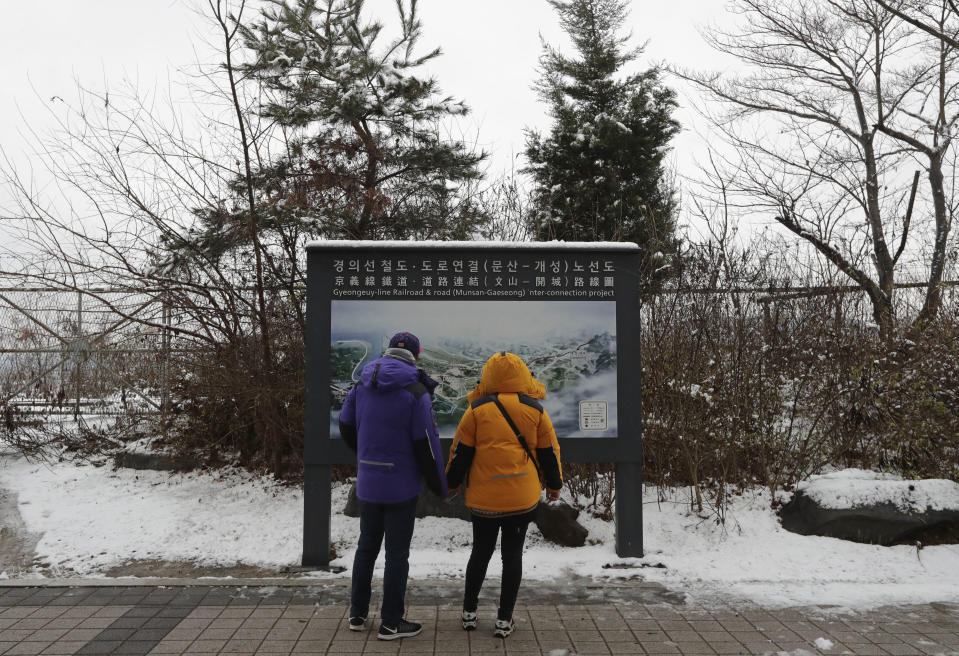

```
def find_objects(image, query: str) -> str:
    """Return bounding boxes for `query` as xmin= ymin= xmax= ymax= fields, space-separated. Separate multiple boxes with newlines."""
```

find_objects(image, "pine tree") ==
xmin=238 ymin=0 xmax=488 ymax=241
xmin=525 ymin=0 xmax=679 ymax=265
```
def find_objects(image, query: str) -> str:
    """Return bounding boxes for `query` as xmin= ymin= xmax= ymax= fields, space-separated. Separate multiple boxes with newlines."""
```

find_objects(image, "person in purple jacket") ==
xmin=338 ymin=331 xmax=447 ymax=641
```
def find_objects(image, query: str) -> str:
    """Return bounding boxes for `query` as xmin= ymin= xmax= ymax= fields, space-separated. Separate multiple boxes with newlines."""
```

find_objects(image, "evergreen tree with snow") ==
xmin=525 ymin=0 xmax=679 ymax=268
xmin=238 ymin=0 xmax=487 ymax=241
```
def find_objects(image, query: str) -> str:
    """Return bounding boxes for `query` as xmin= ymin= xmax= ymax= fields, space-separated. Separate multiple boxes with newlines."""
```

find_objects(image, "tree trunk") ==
xmin=915 ymin=152 xmax=949 ymax=329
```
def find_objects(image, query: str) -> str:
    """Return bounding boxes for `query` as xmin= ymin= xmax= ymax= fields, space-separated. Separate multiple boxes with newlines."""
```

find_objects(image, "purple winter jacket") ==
xmin=339 ymin=350 xmax=448 ymax=504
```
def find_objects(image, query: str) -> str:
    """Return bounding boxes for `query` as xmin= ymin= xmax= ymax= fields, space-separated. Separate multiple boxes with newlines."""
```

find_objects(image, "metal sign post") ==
xmin=303 ymin=241 xmax=643 ymax=566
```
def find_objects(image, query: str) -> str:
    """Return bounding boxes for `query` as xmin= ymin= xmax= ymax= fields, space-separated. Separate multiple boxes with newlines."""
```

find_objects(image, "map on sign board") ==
xmin=329 ymin=300 xmax=618 ymax=439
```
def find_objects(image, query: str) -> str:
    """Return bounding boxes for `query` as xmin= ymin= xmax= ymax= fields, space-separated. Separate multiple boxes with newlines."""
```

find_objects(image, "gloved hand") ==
xmin=546 ymin=488 xmax=561 ymax=502
xmin=446 ymin=487 xmax=460 ymax=504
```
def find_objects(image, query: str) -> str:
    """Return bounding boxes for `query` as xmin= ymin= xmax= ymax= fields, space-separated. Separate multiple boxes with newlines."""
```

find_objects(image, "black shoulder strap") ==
xmin=492 ymin=394 xmax=542 ymax=479
xmin=517 ymin=394 xmax=543 ymax=412
xmin=470 ymin=394 xmax=496 ymax=409
xmin=403 ymin=381 xmax=428 ymax=399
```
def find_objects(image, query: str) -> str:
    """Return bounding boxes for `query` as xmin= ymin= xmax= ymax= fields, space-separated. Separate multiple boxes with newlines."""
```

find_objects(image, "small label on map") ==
xmin=579 ymin=401 xmax=608 ymax=431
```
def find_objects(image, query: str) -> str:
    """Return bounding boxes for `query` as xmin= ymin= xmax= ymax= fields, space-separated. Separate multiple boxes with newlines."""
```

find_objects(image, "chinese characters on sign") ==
xmin=329 ymin=256 xmax=618 ymax=299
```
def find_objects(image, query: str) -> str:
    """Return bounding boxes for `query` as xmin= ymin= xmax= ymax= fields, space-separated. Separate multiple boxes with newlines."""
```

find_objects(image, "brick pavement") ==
xmin=0 ymin=581 xmax=957 ymax=656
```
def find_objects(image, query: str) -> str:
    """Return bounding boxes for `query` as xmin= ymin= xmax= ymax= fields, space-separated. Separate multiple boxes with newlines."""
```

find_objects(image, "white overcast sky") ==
xmin=0 ymin=0 xmax=736 ymax=236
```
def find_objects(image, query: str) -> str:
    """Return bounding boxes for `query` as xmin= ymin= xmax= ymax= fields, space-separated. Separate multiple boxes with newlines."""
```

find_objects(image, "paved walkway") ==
xmin=0 ymin=580 xmax=957 ymax=656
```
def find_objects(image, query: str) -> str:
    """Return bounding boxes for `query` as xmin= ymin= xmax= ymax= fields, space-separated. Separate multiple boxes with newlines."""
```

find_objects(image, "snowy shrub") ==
xmin=640 ymin=238 xmax=959 ymax=521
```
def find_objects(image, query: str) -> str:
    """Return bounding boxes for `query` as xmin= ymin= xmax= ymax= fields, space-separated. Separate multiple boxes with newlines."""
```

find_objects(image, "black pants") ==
xmin=350 ymin=496 xmax=418 ymax=624
xmin=463 ymin=509 xmax=536 ymax=621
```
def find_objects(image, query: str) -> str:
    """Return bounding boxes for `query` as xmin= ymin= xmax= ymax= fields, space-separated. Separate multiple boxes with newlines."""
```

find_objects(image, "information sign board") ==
xmin=303 ymin=241 xmax=643 ymax=565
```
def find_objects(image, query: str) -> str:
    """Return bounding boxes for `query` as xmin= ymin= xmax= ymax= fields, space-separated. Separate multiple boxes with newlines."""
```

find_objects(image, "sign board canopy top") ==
xmin=306 ymin=240 xmax=640 ymax=251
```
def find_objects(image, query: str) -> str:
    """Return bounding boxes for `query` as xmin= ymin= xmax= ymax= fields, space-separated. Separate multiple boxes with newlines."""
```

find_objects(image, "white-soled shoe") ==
xmin=493 ymin=618 xmax=515 ymax=638
xmin=461 ymin=610 xmax=478 ymax=631
xmin=377 ymin=618 xmax=422 ymax=640
xmin=348 ymin=615 xmax=366 ymax=631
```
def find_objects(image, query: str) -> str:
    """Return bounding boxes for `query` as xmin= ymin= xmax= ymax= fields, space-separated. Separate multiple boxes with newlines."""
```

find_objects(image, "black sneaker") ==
xmin=493 ymin=618 xmax=515 ymax=638
xmin=377 ymin=618 xmax=422 ymax=640
xmin=461 ymin=610 xmax=478 ymax=631
xmin=348 ymin=615 xmax=366 ymax=631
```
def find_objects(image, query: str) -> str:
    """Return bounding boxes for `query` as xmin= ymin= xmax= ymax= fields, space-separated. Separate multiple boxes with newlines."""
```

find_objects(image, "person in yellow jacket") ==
xmin=446 ymin=351 xmax=563 ymax=638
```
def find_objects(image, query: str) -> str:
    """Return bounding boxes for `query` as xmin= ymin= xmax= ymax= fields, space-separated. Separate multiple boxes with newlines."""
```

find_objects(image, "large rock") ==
xmin=781 ymin=470 xmax=959 ymax=546
xmin=342 ymin=483 xmax=589 ymax=546
xmin=535 ymin=500 xmax=588 ymax=547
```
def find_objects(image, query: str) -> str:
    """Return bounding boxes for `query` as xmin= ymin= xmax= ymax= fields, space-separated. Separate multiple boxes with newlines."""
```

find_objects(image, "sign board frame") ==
xmin=303 ymin=241 xmax=643 ymax=565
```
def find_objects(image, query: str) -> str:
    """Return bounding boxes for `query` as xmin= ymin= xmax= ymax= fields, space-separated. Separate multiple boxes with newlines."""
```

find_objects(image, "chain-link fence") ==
xmin=0 ymin=287 xmax=174 ymax=419
xmin=3 ymin=276 xmax=957 ymax=417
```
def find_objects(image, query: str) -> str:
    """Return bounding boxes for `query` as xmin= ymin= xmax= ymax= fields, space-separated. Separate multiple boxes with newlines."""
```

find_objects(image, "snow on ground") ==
xmin=1 ymin=456 xmax=959 ymax=610
xmin=0 ymin=458 xmax=302 ymax=573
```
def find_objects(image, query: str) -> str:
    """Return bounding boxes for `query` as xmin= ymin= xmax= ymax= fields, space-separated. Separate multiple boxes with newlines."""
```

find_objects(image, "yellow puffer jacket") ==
xmin=446 ymin=352 xmax=563 ymax=514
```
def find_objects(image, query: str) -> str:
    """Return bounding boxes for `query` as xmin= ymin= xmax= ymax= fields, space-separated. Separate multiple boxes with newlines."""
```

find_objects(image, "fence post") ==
xmin=161 ymin=293 xmax=171 ymax=440
xmin=74 ymin=291 xmax=82 ymax=419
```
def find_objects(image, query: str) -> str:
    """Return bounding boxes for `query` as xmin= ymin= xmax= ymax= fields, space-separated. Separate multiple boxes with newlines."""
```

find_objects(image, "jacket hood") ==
xmin=467 ymin=351 xmax=547 ymax=403
xmin=359 ymin=354 xmax=418 ymax=391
